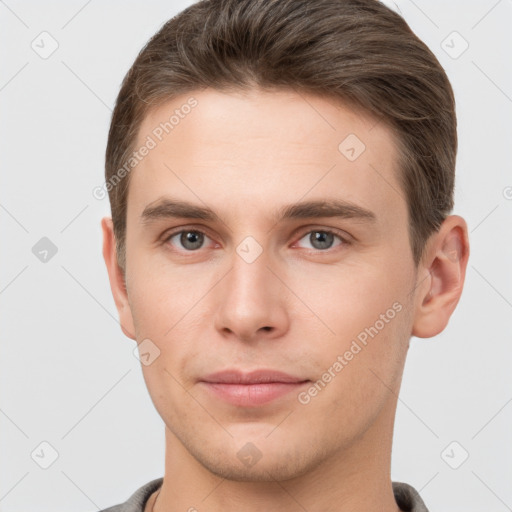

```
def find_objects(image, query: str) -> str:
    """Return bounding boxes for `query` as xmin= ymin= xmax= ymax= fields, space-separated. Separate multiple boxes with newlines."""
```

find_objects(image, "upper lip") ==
xmin=200 ymin=369 xmax=308 ymax=384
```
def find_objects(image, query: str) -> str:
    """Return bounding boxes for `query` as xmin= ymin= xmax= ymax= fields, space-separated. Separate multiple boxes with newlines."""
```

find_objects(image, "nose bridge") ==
xmin=214 ymin=236 xmax=289 ymax=339
xmin=227 ymin=240 xmax=276 ymax=307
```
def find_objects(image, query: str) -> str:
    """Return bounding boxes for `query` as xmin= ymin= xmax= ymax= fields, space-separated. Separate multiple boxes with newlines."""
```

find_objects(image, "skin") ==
xmin=102 ymin=88 xmax=469 ymax=512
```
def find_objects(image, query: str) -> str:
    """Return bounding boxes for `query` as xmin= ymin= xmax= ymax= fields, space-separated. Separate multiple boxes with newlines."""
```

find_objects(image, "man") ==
xmin=100 ymin=0 xmax=469 ymax=510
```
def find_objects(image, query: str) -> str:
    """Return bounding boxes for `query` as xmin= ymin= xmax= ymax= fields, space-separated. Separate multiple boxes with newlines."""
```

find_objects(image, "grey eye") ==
xmin=177 ymin=230 xmax=205 ymax=250
xmin=298 ymin=230 xmax=342 ymax=251
xmin=310 ymin=231 xmax=334 ymax=250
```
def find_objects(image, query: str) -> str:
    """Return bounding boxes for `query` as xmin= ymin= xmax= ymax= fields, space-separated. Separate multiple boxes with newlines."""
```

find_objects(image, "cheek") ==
xmin=288 ymin=257 xmax=409 ymax=340
xmin=292 ymin=260 xmax=412 ymax=392
xmin=296 ymin=295 xmax=411 ymax=442
xmin=129 ymin=270 xmax=202 ymax=422
xmin=126 ymin=275 xmax=190 ymax=405
xmin=127 ymin=261 xmax=207 ymax=337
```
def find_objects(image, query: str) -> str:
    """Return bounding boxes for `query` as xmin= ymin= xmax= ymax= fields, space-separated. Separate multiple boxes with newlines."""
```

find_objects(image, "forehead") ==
xmin=128 ymin=87 xmax=405 ymax=229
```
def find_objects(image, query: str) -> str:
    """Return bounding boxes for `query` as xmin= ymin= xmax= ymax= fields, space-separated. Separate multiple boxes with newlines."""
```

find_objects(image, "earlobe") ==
xmin=101 ymin=217 xmax=136 ymax=340
xmin=411 ymin=215 xmax=470 ymax=339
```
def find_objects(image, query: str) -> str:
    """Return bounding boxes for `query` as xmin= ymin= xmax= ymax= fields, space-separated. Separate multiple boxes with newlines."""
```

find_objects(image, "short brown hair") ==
xmin=105 ymin=0 xmax=457 ymax=272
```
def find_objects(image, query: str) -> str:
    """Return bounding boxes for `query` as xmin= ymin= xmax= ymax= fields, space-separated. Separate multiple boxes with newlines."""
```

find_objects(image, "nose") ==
xmin=213 ymin=246 xmax=290 ymax=343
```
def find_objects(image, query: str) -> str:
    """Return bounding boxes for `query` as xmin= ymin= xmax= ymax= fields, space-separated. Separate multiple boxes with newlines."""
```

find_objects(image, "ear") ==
xmin=411 ymin=215 xmax=470 ymax=338
xmin=101 ymin=217 xmax=136 ymax=340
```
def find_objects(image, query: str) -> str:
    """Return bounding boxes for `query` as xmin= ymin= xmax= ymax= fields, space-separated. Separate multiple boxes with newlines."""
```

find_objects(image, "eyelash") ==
xmin=161 ymin=226 xmax=351 ymax=254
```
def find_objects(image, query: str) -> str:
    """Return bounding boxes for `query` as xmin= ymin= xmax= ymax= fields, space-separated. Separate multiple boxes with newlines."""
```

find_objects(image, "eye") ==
xmin=161 ymin=227 xmax=349 ymax=254
xmin=294 ymin=229 xmax=347 ymax=251
xmin=163 ymin=229 xmax=214 ymax=251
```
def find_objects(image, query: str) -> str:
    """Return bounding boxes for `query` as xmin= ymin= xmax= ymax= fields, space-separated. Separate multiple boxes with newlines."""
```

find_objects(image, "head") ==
xmin=102 ymin=0 xmax=469 ymax=482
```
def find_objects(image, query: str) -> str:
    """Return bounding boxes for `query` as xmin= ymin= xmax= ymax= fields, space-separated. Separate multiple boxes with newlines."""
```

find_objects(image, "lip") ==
xmin=199 ymin=369 xmax=310 ymax=407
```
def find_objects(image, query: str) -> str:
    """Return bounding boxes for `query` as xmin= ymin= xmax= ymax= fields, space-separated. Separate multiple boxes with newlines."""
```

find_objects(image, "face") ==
xmin=110 ymin=88 xmax=422 ymax=481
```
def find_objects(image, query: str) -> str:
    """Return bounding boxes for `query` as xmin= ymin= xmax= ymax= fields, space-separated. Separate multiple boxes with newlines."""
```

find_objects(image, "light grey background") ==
xmin=1 ymin=1 xmax=511 ymax=510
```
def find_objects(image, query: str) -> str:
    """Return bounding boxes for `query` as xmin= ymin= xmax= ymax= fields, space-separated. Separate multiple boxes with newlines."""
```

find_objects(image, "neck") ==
xmin=153 ymin=393 xmax=402 ymax=512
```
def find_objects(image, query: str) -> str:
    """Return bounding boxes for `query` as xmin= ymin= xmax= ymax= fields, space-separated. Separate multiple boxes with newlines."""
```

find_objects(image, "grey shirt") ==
xmin=99 ymin=478 xmax=429 ymax=511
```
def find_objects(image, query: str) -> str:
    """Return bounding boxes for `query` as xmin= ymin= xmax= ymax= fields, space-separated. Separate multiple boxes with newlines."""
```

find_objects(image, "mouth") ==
xmin=198 ymin=369 xmax=310 ymax=407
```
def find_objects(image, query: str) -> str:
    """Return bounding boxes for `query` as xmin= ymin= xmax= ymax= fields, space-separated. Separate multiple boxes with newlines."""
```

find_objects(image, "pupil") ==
xmin=181 ymin=231 xmax=203 ymax=250
xmin=311 ymin=231 xmax=333 ymax=249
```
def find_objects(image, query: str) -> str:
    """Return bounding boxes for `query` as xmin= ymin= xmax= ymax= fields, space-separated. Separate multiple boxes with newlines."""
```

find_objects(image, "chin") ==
xmin=187 ymin=437 xmax=324 ymax=483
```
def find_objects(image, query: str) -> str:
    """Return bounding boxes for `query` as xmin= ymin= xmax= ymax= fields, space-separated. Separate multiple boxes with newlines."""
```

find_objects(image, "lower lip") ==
xmin=200 ymin=381 xmax=309 ymax=407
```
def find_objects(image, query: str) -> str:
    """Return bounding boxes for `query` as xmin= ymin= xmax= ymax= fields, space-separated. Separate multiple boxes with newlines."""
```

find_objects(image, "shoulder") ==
xmin=98 ymin=478 xmax=164 ymax=512
xmin=392 ymin=481 xmax=430 ymax=512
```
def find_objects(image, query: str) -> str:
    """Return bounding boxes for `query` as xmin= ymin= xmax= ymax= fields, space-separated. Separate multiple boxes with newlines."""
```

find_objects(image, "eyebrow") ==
xmin=140 ymin=197 xmax=377 ymax=226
